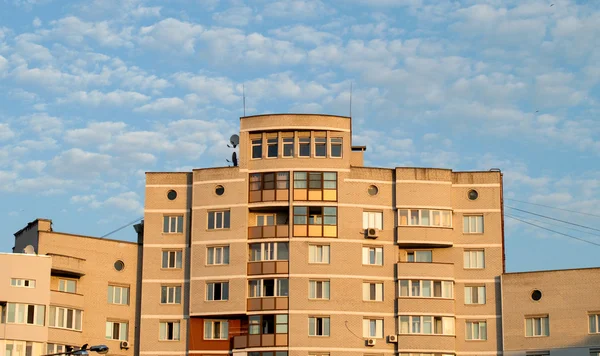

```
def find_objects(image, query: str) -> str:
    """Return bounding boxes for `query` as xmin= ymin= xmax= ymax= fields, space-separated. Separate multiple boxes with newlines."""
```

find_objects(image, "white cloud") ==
xmin=213 ymin=5 xmax=255 ymax=26
xmin=0 ymin=124 xmax=15 ymax=141
xmin=134 ymin=97 xmax=189 ymax=115
xmin=138 ymin=18 xmax=203 ymax=53
xmin=12 ymin=64 xmax=111 ymax=92
xmin=270 ymin=25 xmax=340 ymax=46
xmin=19 ymin=113 xmax=63 ymax=136
xmin=0 ymin=55 xmax=8 ymax=74
xmin=65 ymin=121 xmax=127 ymax=146
xmin=262 ymin=0 xmax=334 ymax=18
xmin=103 ymin=191 xmax=143 ymax=213
xmin=131 ymin=5 xmax=161 ymax=18
xmin=60 ymin=89 xmax=150 ymax=107
xmin=173 ymin=73 xmax=238 ymax=105
xmin=47 ymin=16 xmax=133 ymax=48
xmin=51 ymin=148 xmax=113 ymax=178
xmin=32 ymin=17 xmax=42 ymax=27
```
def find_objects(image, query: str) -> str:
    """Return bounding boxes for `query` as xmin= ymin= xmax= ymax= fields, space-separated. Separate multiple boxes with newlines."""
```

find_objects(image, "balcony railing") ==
xmin=233 ymin=333 xmax=288 ymax=349
xmin=247 ymin=297 xmax=288 ymax=312
xmin=248 ymin=261 xmax=289 ymax=275
xmin=248 ymin=225 xmax=289 ymax=239
xmin=48 ymin=253 xmax=86 ymax=277
xmin=397 ymin=262 xmax=454 ymax=280
xmin=396 ymin=226 xmax=453 ymax=247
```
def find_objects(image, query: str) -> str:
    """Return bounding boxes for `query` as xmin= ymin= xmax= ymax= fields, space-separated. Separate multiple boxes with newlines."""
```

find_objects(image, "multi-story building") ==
xmin=139 ymin=113 xmax=505 ymax=356
xmin=2 ymin=219 xmax=141 ymax=356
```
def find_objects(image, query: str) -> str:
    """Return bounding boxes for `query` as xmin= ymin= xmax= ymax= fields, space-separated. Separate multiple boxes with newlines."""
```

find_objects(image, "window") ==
xmin=6 ymin=341 xmax=45 ymax=356
xmin=294 ymin=172 xmax=337 ymax=193
xmin=283 ymin=135 xmax=294 ymax=157
xmin=10 ymin=278 xmax=36 ymax=288
xmin=167 ymin=190 xmax=177 ymax=200
xmin=49 ymin=306 xmax=82 ymax=331
xmin=249 ymin=315 xmax=288 ymax=335
xmin=362 ymin=282 xmax=383 ymax=301
xmin=114 ymin=260 xmax=124 ymax=271
xmin=250 ymin=172 xmax=290 ymax=200
xmin=208 ymin=210 xmax=230 ymax=230
xmin=330 ymin=137 xmax=342 ymax=157
xmin=163 ymin=215 xmax=183 ymax=233
xmin=298 ymin=134 xmax=310 ymax=157
xmin=399 ymin=280 xmax=453 ymax=298
xmin=5 ymin=303 xmax=45 ymax=326
xmin=162 ymin=250 xmax=182 ymax=269
xmin=58 ymin=279 xmax=77 ymax=293
xmin=47 ymin=344 xmax=67 ymax=355
xmin=267 ymin=135 xmax=278 ymax=158
xmin=590 ymin=314 xmax=600 ymax=333
xmin=206 ymin=282 xmax=229 ymax=301
xmin=309 ymin=280 xmax=330 ymax=300
xmin=251 ymin=138 xmax=262 ymax=159
xmin=362 ymin=246 xmax=383 ymax=266
xmin=207 ymin=246 xmax=229 ymax=265
xmin=464 ymin=250 xmax=485 ymax=269
xmin=204 ymin=320 xmax=228 ymax=340
xmin=407 ymin=250 xmax=432 ymax=262
xmin=465 ymin=286 xmax=486 ymax=305
xmin=363 ymin=319 xmax=383 ymax=338
xmin=399 ymin=316 xmax=455 ymax=335
xmin=248 ymin=279 xmax=289 ymax=297
xmin=108 ymin=285 xmax=129 ymax=305
xmin=309 ymin=244 xmax=330 ymax=264
xmin=466 ymin=321 xmax=487 ymax=340
xmin=399 ymin=209 xmax=452 ymax=227
xmin=161 ymin=286 xmax=182 ymax=304
xmin=159 ymin=321 xmax=180 ymax=341
xmin=294 ymin=206 xmax=337 ymax=228
xmin=249 ymin=242 xmax=289 ymax=261
xmin=308 ymin=316 xmax=330 ymax=336
xmin=363 ymin=211 xmax=383 ymax=229
xmin=105 ymin=321 xmax=128 ymax=341
xmin=526 ymin=316 xmax=549 ymax=337
xmin=315 ymin=136 xmax=327 ymax=157
xmin=464 ymin=215 xmax=484 ymax=233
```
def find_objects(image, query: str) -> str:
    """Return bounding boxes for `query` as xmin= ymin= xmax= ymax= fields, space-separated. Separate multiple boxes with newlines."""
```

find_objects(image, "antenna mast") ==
xmin=349 ymin=82 xmax=352 ymax=118
xmin=243 ymin=84 xmax=246 ymax=117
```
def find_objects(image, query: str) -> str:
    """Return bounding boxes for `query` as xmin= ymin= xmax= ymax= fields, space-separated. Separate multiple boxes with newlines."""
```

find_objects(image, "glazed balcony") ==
xmin=249 ymin=172 xmax=290 ymax=203
xmin=396 ymin=226 xmax=453 ymax=248
xmin=248 ymin=225 xmax=289 ymax=239
xmin=396 ymin=334 xmax=455 ymax=351
xmin=233 ymin=333 xmax=288 ymax=349
xmin=247 ymin=297 xmax=288 ymax=312
xmin=397 ymin=262 xmax=454 ymax=280
xmin=50 ymin=290 xmax=84 ymax=309
xmin=397 ymin=297 xmax=455 ymax=315
xmin=48 ymin=253 xmax=86 ymax=277
xmin=247 ymin=261 xmax=289 ymax=275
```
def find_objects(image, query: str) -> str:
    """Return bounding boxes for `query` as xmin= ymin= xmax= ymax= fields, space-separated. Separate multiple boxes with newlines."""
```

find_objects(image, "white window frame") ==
xmin=363 ymin=319 xmax=383 ymax=338
xmin=207 ymin=246 xmax=230 ymax=265
xmin=309 ymin=280 xmax=330 ymax=300
xmin=58 ymin=279 xmax=77 ymax=293
xmin=362 ymin=246 xmax=383 ymax=266
xmin=248 ymin=278 xmax=289 ymax=298
xmin=362 ymin=282 xmax=384 ymax=301
xmin=362 ymin=211 xmax=383 ymax=229
xmin=282 ymin=135 xmax=294 ymax=157
xmin=206 ymin=282 xmax=229 ymax=301
xmin=10 ymin=278 xmax=36 ymax=288
xmin=105 ymin=321 xmax=128 ymax=341
xmin=463 ymin=215 xmax=484 ymax=234
xmin=314 ymin=136 xmax=327 ymax=157
xmin=590 ymin=314 xmax=600 ymax=334
xmin=208 ymin=210 xmax=230 ymax=230
xmin=49 ymin=306 xmax=82 ymax=331
xmin=163 ymin=215 xmax=183 ymax=233
xmin=466 ymin=320 xmax=487 ymax=340
xmin=308 ymin=316 xmax=330 ymax=336
xmin=464 ymin=286 xmax=486 ymax=305
xmin=398 ymin=209 xmax=452 ymax=228
xmin=525 ymin=316 xmax=549 ymax=337
xmin=330 ymin=137 xmax=343 ymax=158
xmin=162 ymin=250 xmax=182 ymax=269
xmin=204 ymin=320 xmax=229 ymax=340
xmin=399 ymin=315 xmax=455 ymax=335
xmin=407 ymin=250 xmax=432 ymax=262
xmin=108 ymin=285 xmax=129 ymax=305
xmin=249 ymin=242 xmax=289 ymax=262
xmin=464 ymin=250 xmax=485 ymax=269
xmin=161 ymin=285 xmax=182 ymax=304
xmin=159 ymin=321 xmax=180 ymax=341
xmin=266 ymin=134 xmax=278 ymax=158
xmin=399 ymin=280 xmax=453 ymax=298
xmin=47 ymin=344 xmax=67 ymax=355
xmin=5 ymin=303 xmax=46 ymax=326
xmin=308 ymin=244 xmax=330 ymax=264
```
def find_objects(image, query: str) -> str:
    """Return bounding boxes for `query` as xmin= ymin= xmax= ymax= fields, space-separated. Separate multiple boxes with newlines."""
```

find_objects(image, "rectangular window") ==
xmin=294 ymin=206 xmax=337 ymax=227
xmin=464 ymin=286 xmax=486 ymax=305
xmin=363 ymin=211 xmax=383 ymax=229
xmin=249 ymin=242 xmax=289 ymax=262
xmin=407 ymin=250 xmax=432 ymax=262
xmin=162 ymin=250 xmax=183 ymax=269
xmin=204 ymin=320 xmax=229 ymax=340
xmin=47 ymin=344 xmax=66 ymax=355
xmin=399 ymin=280 xmax=453 ymax=298
xmin=159 ymin=321 xmax=180 ymax=341
xmin=330 ymin=137 xmax=342 ymax=158
xmin=48 ymin=306 xmax=82 ymax=331
xmin=308 ymin=317 xmax=330 ymax=336
xmin=526 ymin=316 xmax=549 ymax=337
xmin=283 ymin=136 xmax=294 ymax=157
xmin=362 ymin=282 xmax=383 ymax=301
xmin=464 ymin=215 xmax=484 ymax=233
xmin=293 ymin=172 xmax=307 ymax=189
xmin=251 ymin=138 xmax=262 ymax=159
xmin=250 ymin=172 xmax=290 ymax=194
xmin=248 ymin=279 xmax=289 ymax=297
xmin=107 ymin=285 xmax=129 ymax=305
xmin=315 ymin=136 xmax=327 ymax=157
xmin=466 ymin=321 xmax=487 ymax=340
xmin=58 ymin=279 xmax=77 ymax=293
xmin=298 ymin=134 xmax=311 ymax=157
xmin=5 ymin=303 xmax=45 ymax=326
xmin=399 ymin=209 xmax=452 ymax=227
xmin=163 ymin=215 xmax=183 ymax=233
xmin=464 ymin=250 xmax=485 ymax=269
xmin=207 ymin=246 xmax=229 ymax=265
xmin=590 ymin=314 xmax=600 ymax=333
xmin=267 ymin=135 xmax=278 ymax=158
xmin=309 ymin=280 xmax=330 ymax=300
xmin=208 ymin=210 xmax=230 ymax=230
xmin=399 ymin=316 xmax=455 ymax=335
xmin=206 ymin=282 xmax=229 ymax=301
xmin=10 ymin=278 xmax=36 ymax=288
xmin=363 ymin=319 xmax=383 ymax=338
xmin=105 ymin=321 xmax=128 ymax=341
xmin=161 ymin=286 xmax=182 ymax=304
xmin=308 ymin=244 xmax=330 ymax=264
xmin=362 ymin=246 xmax=383 ymax=266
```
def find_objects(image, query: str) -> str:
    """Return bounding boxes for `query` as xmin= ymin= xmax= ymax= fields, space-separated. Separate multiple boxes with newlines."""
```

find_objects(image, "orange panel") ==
xmin=323 ymin=226 xmax=337 ymax=237
xmin=293 ymin=189 xmax=307 ymax=201
xmin=276 ymin=189 xmax=289 ymax=201
xmin=308 ymin=225 xmax=322 ymax=237
xmin=293 ymin=225 xmax=307 ymax=237
xmin=249 ymin=191 xmax=261 ymax=203
xmin=263 ymin=190 xmax=275 ymax=201
xmin=323 ymin=190 xmax=337 ymax=201
xmin=308 ymin=190 xmax=322 ymax=201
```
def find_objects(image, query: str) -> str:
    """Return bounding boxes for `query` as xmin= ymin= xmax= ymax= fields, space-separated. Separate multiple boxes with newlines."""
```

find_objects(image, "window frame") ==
xmin=5 ymin=303 xmax=46 ymax=326
xmin=249 ymin=242 xmax=289 ymax=262
xmin=466 ymin=320 xmax=488 ymax=340
xmin=163 ymin=215 xmax=184 ymax=234
xmin=298 ymin=133 xmax=311 ymax=157
xmin=330 ymin=137 xmax=343 ymax=158
xmin=10 ymin=278 xmax=36 ymax=288
xmin=363 ymin=211 xmax=383 ymax=229
xmin=308 ymin=316 xmax=330 ymax=337
xmin=398 ymin=209 xmax=452 ymax=228
xmin=105 ymin=320 xmax=128 ymax=341
xmin=314 ymin=136 xmax=327 ymax=158
xmin=207 ymin=246 xmax=230 ymax=265
xmin=58 ymin=278 xmax=77 ymax=294
xmin=590 ymin=314 xmax=600 ymax=334
xmin=309 ymin=280 xmax=331 ymax=300
xmin=399 ymin=315 xmax=455 ymax=335
xmin=363 ymin=318 xmax=384 ymax=338
xmin=525 ymin=315 xmax=550 ymax=337
xmin=206 ymin=281 xmax=229 ymax=301
xmin=308 ymin=244 xmax=330 ymax=264
xmin=162 ymin=250 xmax=183 ymax=269
xmin=248 ymin=278 xmax=289 ymax=298
xmin=161 ymin=285 xmax=182 ymax=304
xmin=251 ymin=137 xmax=263 ymax=160
xmin=464 ymin=285 xmax=486 ymax=305
xmin=108 ymin=285 xmax=130 ymax=305
xmin=159 ymin=321 xmax=181 ymax=341
xmin=463 ymin=215 xmax=484 ymax=234
xmin=48 ymin=306 xmax=82 ymax=331
xmin=399 ymin=279 xmax=453 ymax=299
xmin=464 ymin=250 xmax=485 ymax=269
xmin=266 ymin=134 xmax=279 ymax=158
xmin=208 ymin=210 xmax=231 ymax=230
xmin=362 ymin=246 xmax=384 ymax=266
xmin=282 ymin=136 xmax=294 ymax=157
xmin=203 ymin=320 xmax=229 ymax=340
xmin=362 ymin=282 xmax=384 ymax=302
xmin=407 ymin=250 xmax=433 ymax=263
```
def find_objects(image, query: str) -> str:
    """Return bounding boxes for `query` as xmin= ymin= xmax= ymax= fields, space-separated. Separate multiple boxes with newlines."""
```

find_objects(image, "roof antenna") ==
xmin=243 ymin=84 xmax=246 ymax=117
xmin=349 ymin=82 xmax=352 ymax=118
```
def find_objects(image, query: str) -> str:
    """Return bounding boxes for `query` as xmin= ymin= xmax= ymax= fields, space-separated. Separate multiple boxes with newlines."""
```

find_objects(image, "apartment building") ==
xmin=139 ymin=113 xmax=505 ymax=356
xmin=2 ymin=219 xmax=141 ymax=356
xmin=502 ymin=268 xmax=600 ymax=356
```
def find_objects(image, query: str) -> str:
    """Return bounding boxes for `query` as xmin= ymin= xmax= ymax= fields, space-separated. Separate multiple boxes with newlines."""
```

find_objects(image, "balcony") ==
xmin=51 ymin=290 xmax=84 ymax=309
xmin=396 ymin=226 xmax=453 ymax=247
xmin=233 ymin=333 xmax=288 ymax=349
xmin=248 ymin=261 xmax=289 ymax=275
xmin=48 ymin=253 xmax=86 ymax=277
xmin=397 ymin=297 xmax=455 ymax=315
xmin=247 ymin=297 xmax=288 ymax=312
xmin=397 ymin=262 xmax=454 ymax=280
xmin=396 ymin=334 xmax=455 ymax=351
xmin=248 ymin=225 xmax=289 ymax=239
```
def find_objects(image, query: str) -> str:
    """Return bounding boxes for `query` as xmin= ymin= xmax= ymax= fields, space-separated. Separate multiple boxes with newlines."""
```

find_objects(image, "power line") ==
xmin=508 ymin=213 xmax=600 ymax=238
xmin=505 ymin=206 xmax=600 ymax=233
xmin=101 ymin=216 xmax=143 ymax=238
xmin=505 ymin=214 xmax=600 ymax=247
xmin=506 ymin=198 xmax=600 ymax=218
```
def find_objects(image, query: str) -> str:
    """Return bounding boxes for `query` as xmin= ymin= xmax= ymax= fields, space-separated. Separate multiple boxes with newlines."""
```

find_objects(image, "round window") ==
xmin=167 ymin=190 xmax=177 ymax=200
xmin=468 ymin=189 xmax=479 ymax=200
xmin=368 ymin=185 xmax=379 ymax=196
xmin=114 ymin=260 xmax=125 ymax=271
xmin=215 ymin=185 xmax=225 ymax=196
xmin=531 ymin=290 xmax=542 ymax=301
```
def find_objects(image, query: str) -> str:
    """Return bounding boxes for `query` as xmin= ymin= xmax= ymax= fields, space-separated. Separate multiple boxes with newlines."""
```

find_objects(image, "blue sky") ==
xmin=0 ymin=0 xmax=599 ymax=272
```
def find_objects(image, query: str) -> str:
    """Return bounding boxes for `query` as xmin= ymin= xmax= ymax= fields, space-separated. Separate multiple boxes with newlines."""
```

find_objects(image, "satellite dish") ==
xmin=230 ymin=134 xmax=239 ymax=148
xmin=23 ymin=245 xmax=35 ymax=254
